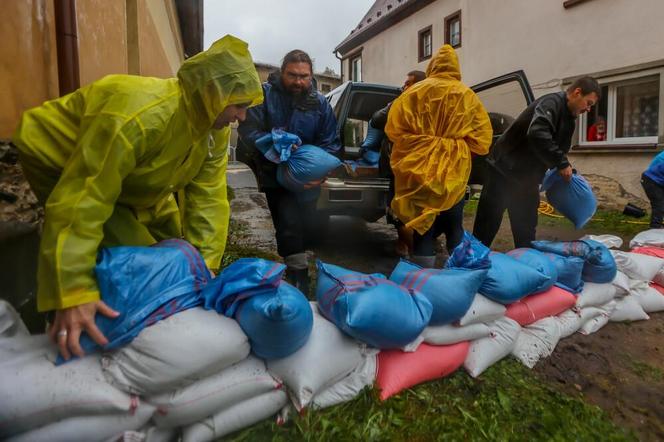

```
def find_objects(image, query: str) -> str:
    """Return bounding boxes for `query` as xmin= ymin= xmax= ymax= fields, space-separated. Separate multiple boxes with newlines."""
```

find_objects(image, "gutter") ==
xmin=334 ymin=50 xmax=343 ymax=83
xmin=54 ymin=0 xmax=80 ymax=95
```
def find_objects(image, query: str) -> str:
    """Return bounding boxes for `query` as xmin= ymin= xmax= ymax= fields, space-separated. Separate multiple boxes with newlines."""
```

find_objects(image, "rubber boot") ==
xmin=410 ymin=255 xmax=436 ymax=268
xmin=284 ymin=252 xmax=310 ymax=297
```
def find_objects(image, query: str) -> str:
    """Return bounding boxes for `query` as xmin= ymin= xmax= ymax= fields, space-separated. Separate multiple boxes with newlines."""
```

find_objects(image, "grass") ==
xmin=628 ymin=360 xmax=664 ymax=382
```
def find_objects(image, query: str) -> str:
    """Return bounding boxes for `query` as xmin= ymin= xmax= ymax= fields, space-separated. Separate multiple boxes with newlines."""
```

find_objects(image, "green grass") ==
xmin=628 ymin=360 xmax=664 ymax=382
xmin=226 ymin=359 xmax=634 ymax=442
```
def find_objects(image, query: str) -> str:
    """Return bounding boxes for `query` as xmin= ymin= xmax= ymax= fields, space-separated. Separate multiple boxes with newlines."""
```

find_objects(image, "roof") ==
xmin=335 ymin=0 xmax=437 ymax=56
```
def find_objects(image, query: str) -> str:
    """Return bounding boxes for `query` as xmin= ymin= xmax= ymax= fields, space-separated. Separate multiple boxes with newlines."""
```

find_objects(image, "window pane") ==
xmin=424 ymin=32 xmax=432 ymax=57
xmin=615 ymin=77 xmax=659 ymax=138
xmin=586 ymin=85 xmax=609 ymax=141
xmin=351 ymin=57 xmax=362 ymax=82
xmin=450 ymin=19 xmax=460 ymax=46
xmin=475 ymin=80 xmax=529 ymax=136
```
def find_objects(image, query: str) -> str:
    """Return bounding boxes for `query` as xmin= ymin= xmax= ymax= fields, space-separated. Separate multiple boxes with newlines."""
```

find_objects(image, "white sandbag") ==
xmin=9 ymin=402 xmax=155 ymax=442
xmin=114 ymin=426 xmax=177 ymax=442
xmin=512 ymin=317 xmax=562 ymax=369
xmin=463 ymin=317 xmax=521 ymax=378
xmin=458 ymin=294 xmax=506 ymax=326
xmin=611 ymin=271 xmax=631 ymax=296
xmin=555 ymin=309 xmax=583 ymax=338
xmin=310 ymin=354 xmax=376 ymax=410
xmin=578 ymin=301 xmax=617 ymax=335
xmin=630 ymin=280 xmax=664 ymax=313
xmin=610 ymin=296 xmax=650 ymax=322
xmin=182 ymin=389 xmax=288 ymax=442
xmin=0 ymin=300 xmax=29 ymax=339
xmin=611 ymin=250 xmax=664 ymax=281
xmin=149 ymin=356 xmax=279 ymax=429
xmin=267 ymin=303 xmax=367 ymax=410
xmin=0 ymin=350 xmax=133 ymax=438
xmin=102 ymin=307 xmax=250 ymax=395
xmin=402 ymin=322 xmax=492 ymax=352
xmin=653 ymin=269 xmax=664 ymax=287
xmin=575 ymin=282 xmax=617 ymax=308
xmin=581 ymin=234 xmax=623 ymax=249
xmin=630 ymin=229 xmax=664 ymax=248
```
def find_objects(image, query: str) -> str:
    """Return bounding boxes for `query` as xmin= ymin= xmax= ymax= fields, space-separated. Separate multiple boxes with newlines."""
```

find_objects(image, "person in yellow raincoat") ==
xmin=385 ymin=44 xmax=492 ymax=268
xmin=12 ymin=35 xmax=262 ymax=360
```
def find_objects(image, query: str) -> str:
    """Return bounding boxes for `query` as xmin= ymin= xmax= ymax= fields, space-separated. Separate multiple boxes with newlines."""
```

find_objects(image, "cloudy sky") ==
xmin=204 ymin=0 xmax=374 ymax=74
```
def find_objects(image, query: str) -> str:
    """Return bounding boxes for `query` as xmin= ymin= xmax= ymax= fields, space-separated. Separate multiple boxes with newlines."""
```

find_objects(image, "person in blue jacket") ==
xmin=641 ymin=151 xmax=664 ymax=228
xmin=238 ymin=50 xmax=340 ymax=293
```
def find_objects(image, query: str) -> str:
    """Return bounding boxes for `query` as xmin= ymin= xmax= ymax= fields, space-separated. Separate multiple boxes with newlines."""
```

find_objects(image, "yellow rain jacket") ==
xmin=385 ymin=44 xmax=493 ymax=235
xmin=13 ymin=35 xmax=262 ymax=312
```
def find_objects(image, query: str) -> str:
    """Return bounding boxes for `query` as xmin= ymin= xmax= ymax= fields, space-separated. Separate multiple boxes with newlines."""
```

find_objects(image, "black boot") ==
xmin=285 ymin=267 xmax=310 ymax=297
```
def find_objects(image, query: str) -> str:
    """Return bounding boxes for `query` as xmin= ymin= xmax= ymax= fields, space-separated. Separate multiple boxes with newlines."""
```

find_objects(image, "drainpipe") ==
xmin=334 ymin=50 xmax=343 ymax=83
xmin=54 ymin=0 xmax=80 ymax=96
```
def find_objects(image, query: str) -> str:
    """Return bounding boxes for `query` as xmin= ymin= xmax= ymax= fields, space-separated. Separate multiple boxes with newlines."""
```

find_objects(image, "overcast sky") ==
xmin=203 ymin=0 xmax=374 ymax=74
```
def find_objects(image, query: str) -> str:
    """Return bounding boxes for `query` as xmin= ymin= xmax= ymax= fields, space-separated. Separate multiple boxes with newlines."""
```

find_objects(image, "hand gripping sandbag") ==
xmin=445 ymin=231 xmax=492 ymax=270
xmin=506 ymin=248 xmax=558 ymax=292
xmin=316 ymin=261 xmax=432 ymax=349
xmin=479 ymin=253 xmax=552 ymax=304
xmin=276 ymin=145 xmax=342 ymax=192
xmin=541 ymin=252 xmax=585 ymax=293
xmin=389 ymin=259 xmax=487 ymax=325
xmin=541 ymin=169 xmax=597 ymax=228
xmin=62 ymin=239 xmax=211 ymax=364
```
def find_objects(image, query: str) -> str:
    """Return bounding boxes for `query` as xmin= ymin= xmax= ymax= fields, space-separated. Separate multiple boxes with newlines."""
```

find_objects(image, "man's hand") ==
xmin=48 ymin=301 xmax=120 ymax=361
xmin=559 ymin=165 xmax=573 ymax=183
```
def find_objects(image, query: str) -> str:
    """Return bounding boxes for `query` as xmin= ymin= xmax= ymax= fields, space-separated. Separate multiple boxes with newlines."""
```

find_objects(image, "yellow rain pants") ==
xmin=385 ymin=44 xmax=493 ymax=235
xmin=13 ymin=35 xmax=263 ymax=312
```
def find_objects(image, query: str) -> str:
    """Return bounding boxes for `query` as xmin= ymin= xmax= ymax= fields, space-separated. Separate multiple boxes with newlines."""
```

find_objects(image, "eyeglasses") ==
xmin=284 ymin=71 xmax=311 ymax=81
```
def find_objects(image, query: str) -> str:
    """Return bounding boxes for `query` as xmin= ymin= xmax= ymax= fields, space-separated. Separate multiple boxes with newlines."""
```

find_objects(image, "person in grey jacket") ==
xmin=473 ymin=76 xmax=601 ymax=248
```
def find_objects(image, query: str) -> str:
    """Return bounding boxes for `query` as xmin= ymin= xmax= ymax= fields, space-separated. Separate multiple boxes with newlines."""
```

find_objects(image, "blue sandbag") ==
xmin=541 ymin=253 xmax=585 ymax=294
xmin=59 ymin=239 xmax=211 ymax=364
xmin=480 ymin=253 xmax=552 ymax=304
xmin=276 ymin=145 xmax=342 ymax=192
xmin=316 ymin=261 xmax=432 ymax=349
xmin=255 ymin=129 xmax=302 ymax=164
xmin=506 ymin=248 xmax=558 ymax=292
xmin=541 ymin=169 xmax=597 ymax=229
xmin=389 ymin=259 xmax=487 ymax=325
xmin=234 ymin=281 xmax=313 ymax=360
xmin=580 ymin=239 xmax=617 ymax=283
xmin=445 ymin=231 xmax=492 ymax=270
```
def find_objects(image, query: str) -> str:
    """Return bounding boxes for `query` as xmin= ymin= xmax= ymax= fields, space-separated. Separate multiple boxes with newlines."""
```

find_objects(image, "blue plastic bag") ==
xmin=234 ymin=281 xmax=313 ymax=360
xmin=389 ymin=259 xmax=487 ymax=325
xmin=479 ymin=253 xmax=552 ymax=304
xmin=542 ymin=253 xmax=585 ymax=294
xmin=277 ymin=145 xmax=342 ymax=192
xmin=505 ymin=248 xmax=558 ymax=292
xmin=255 ymin=129 xmax=302 ymax=164
xmin=445 ymin=231 xmax=492 ymax=270
xmin=59 ymin=239 xmax=211 ymax=364
xmin=580 ymin=239 xmax=617 ymax=283
xmin=316 ymin=261 xmax=432 ymax=349
xmin=541 ymin=169 xmax=597 ymax=229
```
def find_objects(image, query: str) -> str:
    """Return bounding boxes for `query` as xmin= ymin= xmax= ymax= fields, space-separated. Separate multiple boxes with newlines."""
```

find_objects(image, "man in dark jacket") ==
xmin=238 ymin=50 xmax=340 ymax=292
xmin=473 ymin=76 xmax=601 ymax=248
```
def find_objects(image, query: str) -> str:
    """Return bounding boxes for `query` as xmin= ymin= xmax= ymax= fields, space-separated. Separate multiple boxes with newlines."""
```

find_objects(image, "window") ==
xmin=444 ymin=10 xmax=461 ymax=48
xmin=321 ymin=83 xmax=332 ymax=93
xmin=342 ymin=91 xmax=400 ymax=157
xmin=350 ymin=55 xmax=362 ymax=82
xmin=418 ymin=25 xmax=432 ymax=62
xmin=580 ymin=73 xmax=660 ymax=146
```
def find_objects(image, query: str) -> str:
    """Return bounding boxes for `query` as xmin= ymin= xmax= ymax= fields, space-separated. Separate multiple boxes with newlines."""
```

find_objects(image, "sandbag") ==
xmin=234 ymin=281 xmax=313 ymax=359
xmin=255 ymin=128 xmax=301 ymax=163
xmin=445 ymin=231 xmax=492 ymax=270
xmin=149 ymin=356 xmax=279 ymax=429
xmin=479 ymin=253 xmax=551 ymax=304
xmin=0 ymin=351 xmax=132 ymax=438
xmin=457 ymin=294 xmax=506 ymax=326
xmin=463 ymin=317 xmax=521 ymax=378
xmin=611 ymin=250 xmax=664 ymax=281
xmin=506 ymin=248 xmax=558 ymax=291
xmin=632 ymin=247 xmax=664 ymax=285
xmin=102 ymin=307 xmax=250 ymax=396
xmin=181 ymin=389 xmax=288 ymax=442
xmin=8 ymin=402 xmax=155 ymax=442
xmin=578 ymin=301 xmax=617 ymax=335
xmin=612 ymin=271 xmax=631 ymax=296
xmin=531 ymin=240 xmax=591 ymax=258
xmin=505 ymin=286 xmax=577 ymax=326
xmin=542 ymin=253 xmax=585 ymax=293
xmin=512 ymin=317 xmax=562 ymax=368
xmin=310 ymin=354 xmax=377 ymax=410
xmin=610 ymin=296 xmax=650 ymax=322
xmin=316 ymin=261 xmax=432 ymax=349
xmin=120 ymin=426 xmax=177 ymax=442
xmin=580 ymin=234 xmax=623 ymax=249
xmin=541 ymin=169 xmax=596 ymax=228
xmin=581 ymin=239 xmax=617 ymax=283
xmin=276 ymin=145 xmax=342 ymax=192
xmin=554 ymin=309 xmax=584 ymax=338
xmin=389 ymin=259 xmax=486 ymax=325
xmin=267 ymin=304 xmax=367 ymax=410
xmin=630 ymin=229 xmax=664 ymax=248
xmin=377 ymin=342 xmax=469 ymax=400
xmin=405 ymin=323 xmax=491 ymax=351
xmin=0 ymin=300 xmax=29 ymax=339
xmin=575 ymin=282 xmax=618 ymax=308
xmin=631 ymin=281 xmax=664 ymax=313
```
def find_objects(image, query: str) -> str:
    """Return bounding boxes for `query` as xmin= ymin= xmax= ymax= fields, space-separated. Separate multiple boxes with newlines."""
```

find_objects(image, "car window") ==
xmin=342 ymin=91 xmax=398 ymax=148
xmin=475 ymin=80 xmax=529 ymax=135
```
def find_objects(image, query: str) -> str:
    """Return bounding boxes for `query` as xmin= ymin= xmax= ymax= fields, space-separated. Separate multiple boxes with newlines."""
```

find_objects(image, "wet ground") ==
xmin=228 ymin=162 xmax=664 ymax=441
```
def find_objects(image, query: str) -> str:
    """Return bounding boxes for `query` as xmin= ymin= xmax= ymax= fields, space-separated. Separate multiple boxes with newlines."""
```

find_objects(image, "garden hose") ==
xmin=537 ymin=201 xmax=650 ymax=225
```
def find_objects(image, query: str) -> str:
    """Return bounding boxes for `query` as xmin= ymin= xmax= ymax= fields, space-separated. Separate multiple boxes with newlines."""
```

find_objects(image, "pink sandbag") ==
xmin=376 ymin=342 xmax=469 ymax=401
xmin=505 ymin=286 xmax=577 ymax=326
xmin=631 ymin=246 xmax=664 ymax=259
xmin=651 ymin=283 xmax=664 ymax=295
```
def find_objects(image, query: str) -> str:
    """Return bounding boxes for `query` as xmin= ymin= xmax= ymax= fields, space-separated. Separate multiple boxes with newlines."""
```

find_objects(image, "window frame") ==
xmin=350 ymin=54 xmax=362 ymax=82
xmin=444 ymin=10 xmax=462 ymax=49
xmin=418 ymin=25 xmax=433 ymax=63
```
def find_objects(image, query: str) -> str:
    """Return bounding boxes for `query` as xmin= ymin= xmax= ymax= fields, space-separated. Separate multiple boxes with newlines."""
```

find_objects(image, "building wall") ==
xmin=0 ymin=0 xmax=185 ymax=139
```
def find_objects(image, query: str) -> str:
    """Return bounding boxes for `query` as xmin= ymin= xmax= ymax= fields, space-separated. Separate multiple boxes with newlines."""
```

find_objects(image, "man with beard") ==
xmin=238 ymin=50 xmax=340 ymax=293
